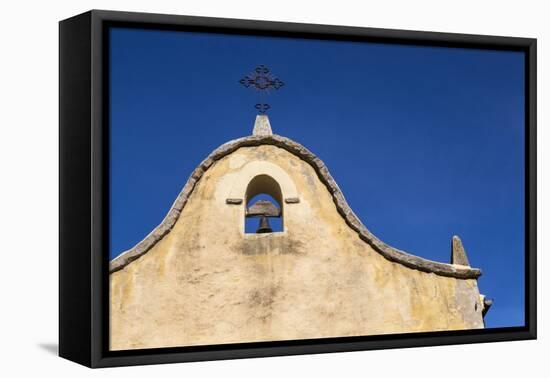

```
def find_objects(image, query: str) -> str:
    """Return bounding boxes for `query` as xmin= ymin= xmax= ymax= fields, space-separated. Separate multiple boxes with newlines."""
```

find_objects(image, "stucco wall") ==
xmin=110 ymin=144 xmax=484 ymax=351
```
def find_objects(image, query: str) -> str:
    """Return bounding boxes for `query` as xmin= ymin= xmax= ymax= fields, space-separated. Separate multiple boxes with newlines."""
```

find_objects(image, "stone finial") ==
xmin=253 ymin=114 xmax=272 ymax=136
xmin=480 ymin=295 xmax=493 ymax=317
xmin=451 ymin=235 xmax=470 ymax=266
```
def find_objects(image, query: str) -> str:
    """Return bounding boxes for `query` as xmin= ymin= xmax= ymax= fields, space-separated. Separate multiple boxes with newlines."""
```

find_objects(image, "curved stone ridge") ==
xmin=110 ymin=135 xmax=482 ymax=279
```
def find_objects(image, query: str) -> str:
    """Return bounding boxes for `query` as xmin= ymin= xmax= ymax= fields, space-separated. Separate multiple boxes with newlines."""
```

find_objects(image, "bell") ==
xmin=256 ymin=215 xmax=273 ymax=234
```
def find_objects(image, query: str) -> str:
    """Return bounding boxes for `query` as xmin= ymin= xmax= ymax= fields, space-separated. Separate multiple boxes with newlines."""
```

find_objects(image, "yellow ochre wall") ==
xmin=110 ymin=144 xmax=484 ymax=351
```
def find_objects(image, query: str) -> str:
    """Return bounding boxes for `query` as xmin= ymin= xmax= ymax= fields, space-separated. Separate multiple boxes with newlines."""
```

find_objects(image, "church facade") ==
xmin=109 ymin=115 xmax=490 ymax=351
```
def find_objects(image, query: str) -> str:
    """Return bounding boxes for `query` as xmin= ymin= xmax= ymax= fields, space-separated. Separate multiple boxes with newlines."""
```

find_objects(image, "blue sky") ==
xmin=109 ymin=27 xmax=525 ymax=329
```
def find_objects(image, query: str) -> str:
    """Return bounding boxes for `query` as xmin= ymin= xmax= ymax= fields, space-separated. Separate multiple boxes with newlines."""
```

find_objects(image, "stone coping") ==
xmin=110 ymin=134 xmax=482 ymax=279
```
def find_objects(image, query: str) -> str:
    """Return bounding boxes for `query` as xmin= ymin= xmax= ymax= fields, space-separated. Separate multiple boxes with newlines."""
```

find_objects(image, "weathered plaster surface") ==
xmin=110 ymin=145 xmax=484 ymax=351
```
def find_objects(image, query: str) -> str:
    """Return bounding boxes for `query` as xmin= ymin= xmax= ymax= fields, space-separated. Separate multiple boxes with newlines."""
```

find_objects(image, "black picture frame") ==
xmin=59 ymin=9 xmax=537 ymax=368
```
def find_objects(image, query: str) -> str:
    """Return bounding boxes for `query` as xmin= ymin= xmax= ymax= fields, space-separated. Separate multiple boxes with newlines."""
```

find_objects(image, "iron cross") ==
xmin=239 ymin=65 xmax=284 ymax=114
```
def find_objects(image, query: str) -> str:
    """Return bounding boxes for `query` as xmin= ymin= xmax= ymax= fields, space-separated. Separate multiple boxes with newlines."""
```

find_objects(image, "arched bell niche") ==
xmin=244 ymin=174 xmax=283 ymax=234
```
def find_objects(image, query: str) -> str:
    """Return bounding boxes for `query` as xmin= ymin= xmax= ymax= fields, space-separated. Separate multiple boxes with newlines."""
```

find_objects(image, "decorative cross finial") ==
xmin=239 ymin=65 xmax=284 ymax=114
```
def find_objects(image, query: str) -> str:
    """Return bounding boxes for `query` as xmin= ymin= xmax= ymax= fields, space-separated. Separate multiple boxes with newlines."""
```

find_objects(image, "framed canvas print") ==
xmin=59 ymin=10 xmax=536 ymax=368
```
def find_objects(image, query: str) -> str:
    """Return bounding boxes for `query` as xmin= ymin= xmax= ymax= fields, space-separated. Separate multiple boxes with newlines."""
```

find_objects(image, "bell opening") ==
xmin=244 ymin=193 xmax=282 ymax=234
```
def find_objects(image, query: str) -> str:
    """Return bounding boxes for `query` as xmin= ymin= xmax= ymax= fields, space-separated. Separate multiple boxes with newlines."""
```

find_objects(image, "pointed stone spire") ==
xmin=253 ymin=114 xmax=272 ymax=136
xmin=480 ymin=295 xmax=493 ymax=317
xmin=451 ymin=235 xmax=470 ymax=266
